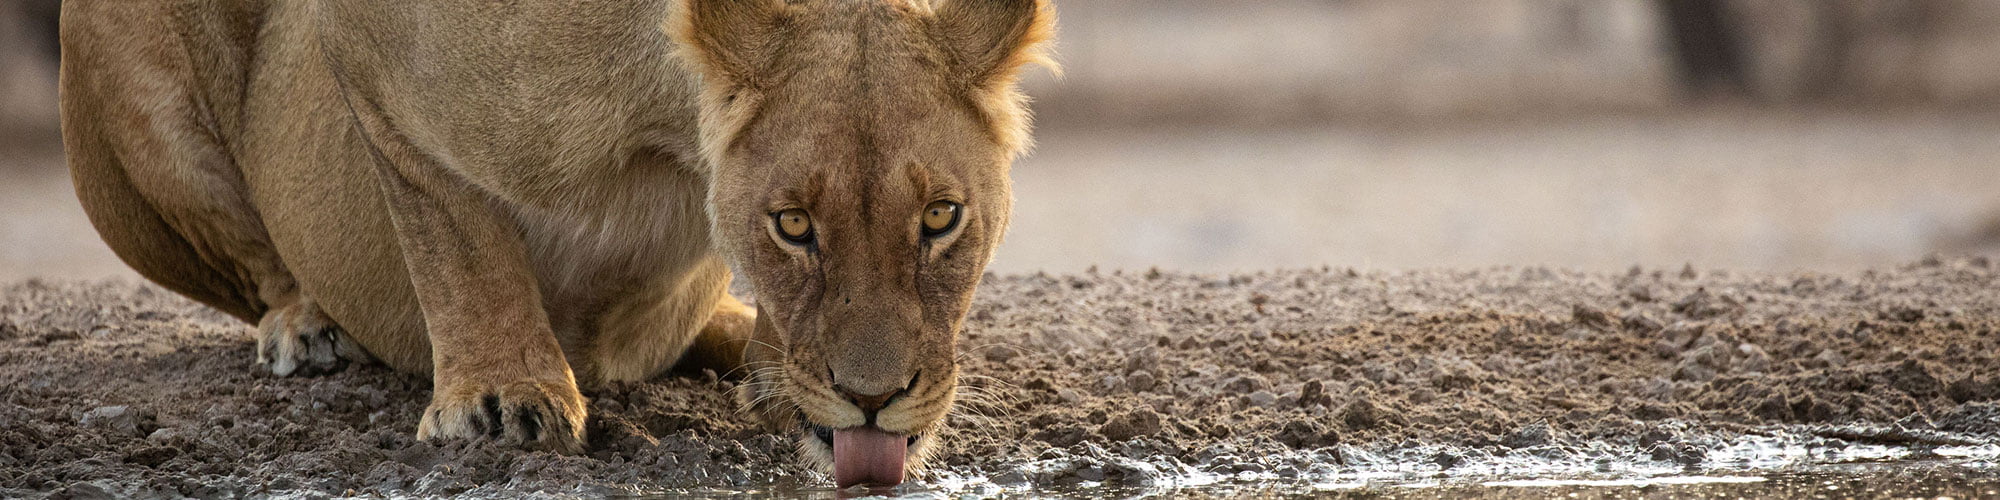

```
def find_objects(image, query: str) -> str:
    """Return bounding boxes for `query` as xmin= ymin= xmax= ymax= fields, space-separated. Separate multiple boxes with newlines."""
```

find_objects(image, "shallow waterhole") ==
xmin=628 ymin=437 xmax=2000 ymax=499
xmin=633 ymin=462 xmax=2000 ymax=499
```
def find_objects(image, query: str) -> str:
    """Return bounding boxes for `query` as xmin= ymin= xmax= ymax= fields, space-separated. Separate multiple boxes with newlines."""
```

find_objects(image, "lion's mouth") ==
xmin=800 ymin=415 xmax=922 ymax=488
xmin=804 ymin=419 xmax=922 ymax=448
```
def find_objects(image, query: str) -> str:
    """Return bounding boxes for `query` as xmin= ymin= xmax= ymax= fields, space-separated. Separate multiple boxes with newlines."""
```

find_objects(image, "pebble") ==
xmin=990 ymin=470 xmax=1029 ymax=485
xmin=1245 ymin=390 xmax=1278 ymax=408
xmin=1126 ymin=370 xmax=1158 ymax=392
xmin=146 ymin=427 xmax=182 ymax=443
xmin=1074 ymin=466 xmax=1107 ymax=482
xmin=1503 ymin=422 xmax=1553 ymax=448
xmin=1223 ymin=374 xmax=1268 ymax=392
xmin=1057 ymin=388 xmax=1085 ymax=404
xmin=56 ymin=480 xmax=118 ymax=500
xmin=79 ymin=405 xmax=141 ymax=435
xmin=1098 ymin=375 xmax=1126 ymax=392
xmin=1736 ymin=343 xmax=1772 ymax=373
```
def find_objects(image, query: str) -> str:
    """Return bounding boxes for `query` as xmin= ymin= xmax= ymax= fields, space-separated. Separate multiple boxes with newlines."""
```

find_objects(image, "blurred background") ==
xmin=3 ymin=0 xmax=1998 ymax=281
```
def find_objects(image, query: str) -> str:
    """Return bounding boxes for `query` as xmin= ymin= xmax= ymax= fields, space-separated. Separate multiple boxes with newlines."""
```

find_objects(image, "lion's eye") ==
xmin=920 ymin=201 xmax=962 ymax=238
xmin=772 ymin=209 xmax=814 ymax=245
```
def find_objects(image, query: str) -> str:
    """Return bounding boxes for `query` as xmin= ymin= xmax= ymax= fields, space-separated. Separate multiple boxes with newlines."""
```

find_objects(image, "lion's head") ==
xmin=664 ymin=0 xmax=1054 ymax=487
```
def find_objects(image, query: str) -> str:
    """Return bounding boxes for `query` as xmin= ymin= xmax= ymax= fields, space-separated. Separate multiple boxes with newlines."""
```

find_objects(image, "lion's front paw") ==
xmin=256 ymin=299 xmax=370 ymax=377
xmin=418 ymin=378 xmax=587 ymax=454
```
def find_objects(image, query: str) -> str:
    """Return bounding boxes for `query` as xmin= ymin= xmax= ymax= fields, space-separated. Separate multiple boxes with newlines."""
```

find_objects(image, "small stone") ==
xmin=1074 ymin=466 xmax=1107 ymax=482
xmin=1753 ymin=391 xmax=1794 ymax=422
xmin=1671 ymin=348 xmax=1720 ymax=382
xmin=56 ymin=480 xmax=118 ymax=500
xmin=1339 ymin=399 xmax=1385 ymax=430
xmin=1621 ymin=311 xmax=1663 ymax=332
xmin=1661 ymin=321 xmax=1706 ymax=349
xmin=1297 ymin=380 xmax=1331 ymax=408
xmin=80 ymin=406 xmax=142 ymax=435
xmin=1672 ymin=288 xmax=1741 ymax=319
xmin=124 ymin=446 xmax=180 ymax=467
xmin=1503 ymin=422 xmax=1553 ymax=448
xmin=1881 ymin=304 xmax=1925 ymax=323
xmin=145 ymin=427 xmax=182 ymax=443
xmin=1123 ymin=347 xmax=1157 ymax=374
xmin=1736 ymin=343 xmax=1771 ymax=373
xmin=1948 ymin=375 xmax=1999 ymax=404
xmin=983 ymin=346 xmax=1018 ymax=363
xmin=1407 ymin=387 xmax=1437 ymax=404
xmin=1648 ymin=443 xmax=1680 ymax=462
xmin=1223 ymin=374 xmax=1268 ymax=393
xmin=1126 ymin=370 xmax=1158 ymax=392
xmin=1098 ymin=409 xmax=1162 ymax=441
xmin=1057 ymin=388 xmax=1085 ymax=404
xmin=1245 ymin=390 xmax=1278 ymax=408
xmin=1275 ymin=420 xmax=1340 ymax=448
xmin=1431 ymin=451 xmax=1464 ymax=469
xmin=1883 ymin=359 xmax=1944 ymax=398
xmin=1571 ymin=304 xmax=1613 ymax=328
xmin=1098 ymin=375 xmax=1126 ymax=392
xmin=991 ymin=470 xmax=1029 ymax=485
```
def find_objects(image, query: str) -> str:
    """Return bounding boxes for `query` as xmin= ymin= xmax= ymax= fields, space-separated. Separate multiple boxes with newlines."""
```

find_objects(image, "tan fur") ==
xmin=60 ymin=0 xmax=1051 ymax=473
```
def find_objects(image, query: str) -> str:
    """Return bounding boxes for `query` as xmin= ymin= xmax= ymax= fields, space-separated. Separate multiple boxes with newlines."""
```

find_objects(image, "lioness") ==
xmin=59 ymin=0 xmax=1052 ymax=487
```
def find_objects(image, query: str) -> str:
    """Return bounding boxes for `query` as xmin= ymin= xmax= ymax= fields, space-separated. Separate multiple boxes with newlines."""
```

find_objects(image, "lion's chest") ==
xmin=510 ymin=166 xmax=715 ymax=329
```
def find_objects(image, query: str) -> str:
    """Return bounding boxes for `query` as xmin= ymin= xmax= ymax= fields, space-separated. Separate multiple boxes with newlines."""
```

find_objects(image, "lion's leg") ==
xmin=61 ymin=1 xmax=269 ymax=322
xmin=327 ymin=80 xmax=587 ymax=454
xmin=586 ymin=256 xmax=750 ymax=384
xmin=60 ymin=1 xmax=367 ymax=377
xmin=686 ymin=291 xmax=757 ymax=376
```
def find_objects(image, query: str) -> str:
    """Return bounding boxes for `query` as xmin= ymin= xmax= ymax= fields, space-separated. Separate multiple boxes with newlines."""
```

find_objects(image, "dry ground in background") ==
xmin=1003 ymin=109 xmax=2000 ymax=273
xmin=2 ymin=258 xmax=1997 ymax=498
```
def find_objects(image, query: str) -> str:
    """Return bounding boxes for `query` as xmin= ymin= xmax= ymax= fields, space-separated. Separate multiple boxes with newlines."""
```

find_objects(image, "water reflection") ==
xmin=629 ymin=460 xmax=1999 ymax=499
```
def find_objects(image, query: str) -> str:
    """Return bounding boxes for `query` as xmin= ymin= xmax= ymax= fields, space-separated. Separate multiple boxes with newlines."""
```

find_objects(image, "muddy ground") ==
xmin=3 ymin=258 xmax=1999 ymax=498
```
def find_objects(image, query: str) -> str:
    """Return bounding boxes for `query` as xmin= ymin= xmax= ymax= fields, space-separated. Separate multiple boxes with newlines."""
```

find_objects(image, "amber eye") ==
xmin=772 ymin=209 xmax=814 ymax=245
xmin=920 ymin=201 xmax=962 ymax=238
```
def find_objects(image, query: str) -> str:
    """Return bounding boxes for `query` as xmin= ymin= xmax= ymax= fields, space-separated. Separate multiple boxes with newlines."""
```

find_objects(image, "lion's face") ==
xmin=667 ymin=0 xmax=1053 ymax=482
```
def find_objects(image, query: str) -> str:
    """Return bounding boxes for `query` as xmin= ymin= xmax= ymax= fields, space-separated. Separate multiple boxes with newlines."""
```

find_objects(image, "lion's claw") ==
xmin=419 ymin=379 xmax=586 ymax=454
xmin=256 ymin=299 xmax=368 ymax=377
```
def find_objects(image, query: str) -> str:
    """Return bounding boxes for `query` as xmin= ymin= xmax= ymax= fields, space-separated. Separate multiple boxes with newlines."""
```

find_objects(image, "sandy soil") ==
xmin=3 ymin=257 xmax=1997 ymax=498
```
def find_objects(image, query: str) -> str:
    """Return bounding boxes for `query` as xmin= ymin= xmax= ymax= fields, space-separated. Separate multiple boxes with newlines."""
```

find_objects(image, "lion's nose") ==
xmin=834 ymin=371 xmax=919 ymax=422
xmin=837 ymin=385 xmax=904 ymax=416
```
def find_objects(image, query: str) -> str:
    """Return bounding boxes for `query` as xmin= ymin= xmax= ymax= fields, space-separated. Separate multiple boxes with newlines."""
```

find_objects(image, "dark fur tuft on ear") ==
xmin=665 ymin=0 xmax=790 ymax=89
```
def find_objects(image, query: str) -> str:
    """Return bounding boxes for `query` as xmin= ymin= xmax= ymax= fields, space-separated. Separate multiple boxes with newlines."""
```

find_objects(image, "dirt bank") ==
xmin=3 ymin=258 xmax=1998 ymax=498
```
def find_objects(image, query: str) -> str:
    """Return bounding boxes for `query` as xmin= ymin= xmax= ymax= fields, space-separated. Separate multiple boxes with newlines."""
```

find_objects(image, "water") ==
xmin=630 ymin=437 xmax=2000 ymax=499
xmin=633 ymin=463 xmax=2000 ymax=499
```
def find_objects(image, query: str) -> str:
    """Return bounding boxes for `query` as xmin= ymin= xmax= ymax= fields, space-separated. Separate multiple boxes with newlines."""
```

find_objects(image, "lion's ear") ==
xmin=666 ymin=0 xmax=788 ymax=88
xmin=930 ymin=0 xmax=1058 ymax=91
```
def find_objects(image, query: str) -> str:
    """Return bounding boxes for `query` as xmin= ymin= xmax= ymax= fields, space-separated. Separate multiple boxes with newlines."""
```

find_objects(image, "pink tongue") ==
xmin=832 ymin=428 xmax=907 ymax=488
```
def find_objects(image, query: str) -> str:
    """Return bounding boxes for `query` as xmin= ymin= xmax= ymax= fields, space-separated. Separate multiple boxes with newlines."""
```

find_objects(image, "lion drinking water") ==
xmin=59 ymin=0 xmax=1053 ymax=488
